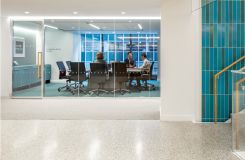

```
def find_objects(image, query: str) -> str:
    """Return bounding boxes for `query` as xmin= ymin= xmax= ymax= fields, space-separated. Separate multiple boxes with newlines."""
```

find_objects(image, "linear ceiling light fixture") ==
xmin=13 ymin=26 xmax=38 ymax=34
xmin=44 ymin=25 xmax=58 ymax=30
xmin=89 ymin=23 xmax=101 ymax=30
xmin=138 ymin=24 xmax=143 ymax=30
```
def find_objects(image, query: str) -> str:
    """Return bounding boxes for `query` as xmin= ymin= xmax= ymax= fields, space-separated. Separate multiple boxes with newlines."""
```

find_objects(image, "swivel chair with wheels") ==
xmin=89 ymin=63 xmax=109 ymax=96
xmin=56 ymin=61 xmax=71 ymax=92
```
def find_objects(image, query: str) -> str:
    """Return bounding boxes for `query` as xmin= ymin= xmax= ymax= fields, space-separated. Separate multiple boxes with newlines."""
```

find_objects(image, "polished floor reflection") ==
xmin=1 ymin=121 xmax=239 ymax=160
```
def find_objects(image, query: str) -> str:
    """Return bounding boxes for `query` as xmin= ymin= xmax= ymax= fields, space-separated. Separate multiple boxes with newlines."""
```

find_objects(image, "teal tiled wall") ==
xmin=202 ymin=0 xmax=245 ymax=122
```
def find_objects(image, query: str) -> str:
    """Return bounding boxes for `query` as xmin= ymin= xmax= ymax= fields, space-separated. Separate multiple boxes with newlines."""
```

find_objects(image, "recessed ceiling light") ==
xmin=121 ymin=11 xmax=126 ymax=15
xmin=73 ymin=11 xmax=78 ymax=15
xmin=24 ymin=11 xmax=30 ymax=14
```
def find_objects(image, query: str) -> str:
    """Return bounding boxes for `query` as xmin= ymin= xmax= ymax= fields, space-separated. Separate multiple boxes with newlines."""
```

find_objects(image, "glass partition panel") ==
xmin=43 ymin=19 xmax=160 ymax=98
xmin=12 ymin=21 xmax=43 ymax=97
xmin=44 ymin=19 xmax=80 ymax=97
xmin=232 ymin=70 xmax=245 ymax=158
xmin=113 ymin=19 xmax=161 ymax=97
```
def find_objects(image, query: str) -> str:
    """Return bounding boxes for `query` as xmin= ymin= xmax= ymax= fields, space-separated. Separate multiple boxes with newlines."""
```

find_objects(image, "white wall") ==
xmin=160 ymin=0 xmax=202 ymax=122
xmin=45 ymin=28 xmax=73 ymax=81
xmin=1 ymin=17 xmax=12 ymax=97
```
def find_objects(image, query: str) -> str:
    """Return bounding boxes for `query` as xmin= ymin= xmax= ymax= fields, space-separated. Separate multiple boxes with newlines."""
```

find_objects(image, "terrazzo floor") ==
xmin=1 ymin=121 xmax=241 ymax=160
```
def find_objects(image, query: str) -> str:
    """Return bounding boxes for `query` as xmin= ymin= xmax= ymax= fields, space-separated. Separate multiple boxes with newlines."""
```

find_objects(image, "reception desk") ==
xmin=13 ymin=64 xmax=51 ymax=91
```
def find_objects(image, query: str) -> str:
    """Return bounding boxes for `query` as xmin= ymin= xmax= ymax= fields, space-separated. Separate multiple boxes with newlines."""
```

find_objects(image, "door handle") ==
xmin=37 ymin=52 xmax=42 ymax=79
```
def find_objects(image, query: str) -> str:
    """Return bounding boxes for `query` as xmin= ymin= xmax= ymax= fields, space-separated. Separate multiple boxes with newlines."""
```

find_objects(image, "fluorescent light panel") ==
xmin=44 ymin=25 xmax=58 ymax=30
xmin=138 ymin=24 xmax=143 ymax=30
xmin=89 ymin=23 xmax=100 ymax=30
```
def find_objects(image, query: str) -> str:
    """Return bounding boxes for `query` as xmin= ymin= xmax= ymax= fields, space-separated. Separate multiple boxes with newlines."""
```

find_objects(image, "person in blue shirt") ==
xmin=124 ymin=52 xmax=136 ymax=68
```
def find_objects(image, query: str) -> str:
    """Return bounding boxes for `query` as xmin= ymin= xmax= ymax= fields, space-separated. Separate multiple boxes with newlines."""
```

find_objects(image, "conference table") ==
xmin=88 ymin=67 xmax=145 ymax=90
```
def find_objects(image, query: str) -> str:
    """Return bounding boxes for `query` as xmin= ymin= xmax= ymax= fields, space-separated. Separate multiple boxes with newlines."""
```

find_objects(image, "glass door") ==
xmin=12 ymin=20 xmax=44 ymax=98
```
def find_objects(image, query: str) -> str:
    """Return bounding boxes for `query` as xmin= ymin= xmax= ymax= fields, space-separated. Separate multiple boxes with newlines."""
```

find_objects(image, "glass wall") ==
xmin=232 ymin=70 xmax=245 ymax=158
xmin=11 ymin=21 xmax=44 ymax=97
xmin=12 ymin=19 xmax=161 ymax=98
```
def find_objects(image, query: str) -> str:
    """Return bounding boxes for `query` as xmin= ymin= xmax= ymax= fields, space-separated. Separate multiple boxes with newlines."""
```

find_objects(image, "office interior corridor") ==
xmin=1 ymin=120 xmax=239 ymax=160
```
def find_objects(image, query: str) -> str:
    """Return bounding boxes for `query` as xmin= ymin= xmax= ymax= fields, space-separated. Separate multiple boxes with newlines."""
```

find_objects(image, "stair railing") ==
xmin=214 ymin=56 xmax=245 ymax=123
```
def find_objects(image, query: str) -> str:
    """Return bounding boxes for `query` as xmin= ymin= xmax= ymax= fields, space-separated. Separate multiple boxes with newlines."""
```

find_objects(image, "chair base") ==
xmin=111 ymin=88 xmax=131 ymax=95
xmin=142 ymin=81 xmax=156 ymax=91
xmin=89 ymin=89 xmax=109 ymax=96
xmin=70 ymin=83 xmax=88 ymax=95
xmin=58 ymin=80 xmax=71 ymax=92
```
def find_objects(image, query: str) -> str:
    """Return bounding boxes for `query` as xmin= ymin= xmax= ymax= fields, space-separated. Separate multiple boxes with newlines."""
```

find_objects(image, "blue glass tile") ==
xmin=210 ymin=48 xmax=214 ymax=70
xmin=221 ymin=0 xmax=226 ymax=23
xmin=237 ymin=0 xmax=241 ymax=23
xmin=232 ymin=24 xmax=237 ymax=47
xmin=213 ymin=24 xmax=218 ymax=47
xmin=213 ymin=48 xmax=218 ymax=71
xmin=237 ymin=24 xmax=241 ymax=47
xmin=209 ymin=2 xmax=214 ymax=23
xmin=213 ymin=0 xmax=218 ymax=23
xmin=233 ymin=1 xmax=237 ymax=23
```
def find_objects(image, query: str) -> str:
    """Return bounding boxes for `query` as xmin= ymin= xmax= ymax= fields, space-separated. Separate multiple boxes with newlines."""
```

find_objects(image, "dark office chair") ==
xmin=111 ymin=62 xmax=130 ymax=95
xmin=141 ymin=62 xmax=156 ymax=90
xmin=66 ymin=61 xmax=71 ymax=71
xmin=56 ymin=61 xmax=71 ymax=92
xmin=89 ymin=63 xmax=109 ymax=95
xmin=69 ymin=62 xmax=88 ymax=95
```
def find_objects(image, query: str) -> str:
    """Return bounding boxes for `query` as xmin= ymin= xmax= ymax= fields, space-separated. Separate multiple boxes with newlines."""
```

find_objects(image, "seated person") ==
xmin=124 ymin=52 xmax=138 ymax=87
xmin=140 ymin=53 xmax=151 ymax=72
xmin=94 ymin=51 xmax=108 ymax=72
xmin=124 ymin=52 xmax=136 ymax=68
xmin=94 ymin=52 xmax=107 ymax=64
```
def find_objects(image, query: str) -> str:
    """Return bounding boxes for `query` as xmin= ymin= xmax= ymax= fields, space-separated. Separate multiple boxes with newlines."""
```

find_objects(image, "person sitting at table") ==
xmin=124 ymin=52 xmax=138 ymax=87
xmin=94 ymin=52 xmax=107 ymax=64
xmin=124 ymin=52 xmax=136 ymax=68
xmin=140 ymin=53 xmax=151 ymax=72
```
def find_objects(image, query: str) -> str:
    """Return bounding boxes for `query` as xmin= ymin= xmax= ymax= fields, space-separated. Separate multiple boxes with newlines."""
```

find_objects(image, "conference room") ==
xmin=12 ymin=19 xmax=160 ymax=97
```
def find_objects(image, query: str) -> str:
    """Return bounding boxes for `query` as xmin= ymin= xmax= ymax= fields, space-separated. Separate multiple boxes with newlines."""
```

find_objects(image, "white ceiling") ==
xmin=2 ymin=0 xmax=161 ymax=17
xmin=44 ymin=19 xmax=160 ymax=33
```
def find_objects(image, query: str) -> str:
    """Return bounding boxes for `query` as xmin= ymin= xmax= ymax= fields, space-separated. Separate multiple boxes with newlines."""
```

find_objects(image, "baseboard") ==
xmin=160 ymin=114 xmax=194 ymax=122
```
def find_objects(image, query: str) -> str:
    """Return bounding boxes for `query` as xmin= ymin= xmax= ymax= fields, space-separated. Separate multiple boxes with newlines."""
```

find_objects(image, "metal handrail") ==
xmin=235 ymin=77 xmax=245 ymax=150
xmin=214 ymin=56 xmax=245 ymax=123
